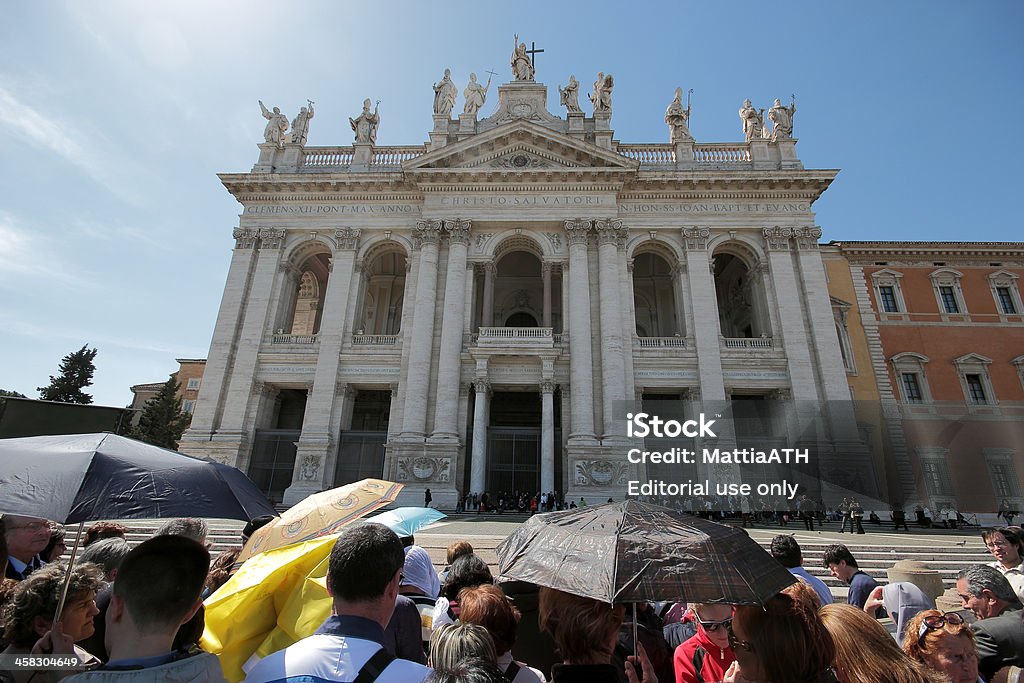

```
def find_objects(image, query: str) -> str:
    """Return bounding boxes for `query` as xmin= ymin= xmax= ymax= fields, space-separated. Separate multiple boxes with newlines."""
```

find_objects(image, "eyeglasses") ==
xmin=917 ymin=612 xmax=965 ymax=645
xmin=727 ymin=626 xmax=755 ymax=653
xmin=694 ymin=612 xmax=733 ymax=633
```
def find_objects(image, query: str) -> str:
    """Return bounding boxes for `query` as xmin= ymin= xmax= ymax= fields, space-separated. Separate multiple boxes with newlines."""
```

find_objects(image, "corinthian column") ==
xmin=540 ymin=379 xmax=556 ymax=493
xmin=402 ymin=220 xmax=443 ymax=437
xmin=564 ymin=218 xmax=595 ymax=441
xmin=470 ymin=378 xmax=491 ymax=495
xmin=432 ymin=219 xmax=472 ymax=440
xmin=596 ymin=219 xmax=628 ymax=438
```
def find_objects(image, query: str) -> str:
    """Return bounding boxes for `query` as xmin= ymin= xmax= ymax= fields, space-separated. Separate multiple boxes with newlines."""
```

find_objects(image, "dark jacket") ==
xmin=973 ymin=607 xmax=1024 ymax=681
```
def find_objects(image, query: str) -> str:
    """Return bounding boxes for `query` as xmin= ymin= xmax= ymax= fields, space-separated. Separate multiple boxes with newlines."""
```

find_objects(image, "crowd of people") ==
xmin=2 ymin=510 xmax=1024 ymax=682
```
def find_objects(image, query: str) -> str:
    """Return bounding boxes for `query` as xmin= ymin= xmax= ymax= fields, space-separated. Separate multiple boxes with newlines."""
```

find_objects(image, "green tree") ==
xmin=0 ymin=389 xmax=26 ymax=398
xmin=38 ymin=345 xmax=98 ymax=404
xmin=131 ymin=375 xmax=191 ymax=450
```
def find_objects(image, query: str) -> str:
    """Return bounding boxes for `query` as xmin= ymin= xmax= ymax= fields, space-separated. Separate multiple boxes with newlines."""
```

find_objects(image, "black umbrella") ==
xmin=496 ymin=500 xmax=795 ymax=606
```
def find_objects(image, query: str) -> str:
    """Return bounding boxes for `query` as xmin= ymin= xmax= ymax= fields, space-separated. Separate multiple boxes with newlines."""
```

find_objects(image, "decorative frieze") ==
xmin=545 ymin=232 xmax=564 ymax=253
xmin=233 ymin=228 xmax=259 ymax=249
xmin=334 ymin=227 xmax=361 ymax=250
xmin=763 ymin=226 xmax=794 ymax=251
xmin=680 ymin=226 xmax=711 ymax=250
xmin=299 ymin=454 xmax=322 ymax=481
xmin=574 ymin=459 xmax=630 ymax=487
xmin=396 ymin=456 xmax=451 ymax=483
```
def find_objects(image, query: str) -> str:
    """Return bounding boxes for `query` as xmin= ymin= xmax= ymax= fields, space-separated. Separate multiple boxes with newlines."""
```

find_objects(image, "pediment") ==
xmin=402 ymin=120 xmax=638 ymax=173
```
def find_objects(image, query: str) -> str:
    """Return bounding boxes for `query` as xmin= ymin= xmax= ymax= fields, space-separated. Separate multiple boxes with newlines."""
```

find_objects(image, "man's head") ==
xmin=822 ymin=544 xmax=858 ymax=583
xmin=982 ymin=527 xmax=1023 ymax=569
xmin=3 ymin=515 xmax=51 ymax=563
xmin=770 ymin=534 xmax=803 ymax=569
xmin=154 ymin=518 xmax=209 ymax=547
xmin=956 ymin=565 xmax=1021 ymax=620
xmin=241 ymin=515 xmax=276 ymax=546
xmin=107 ymin=535 xmax=209 ymax=649
xmin=77 ymin=537 xmax=131 ymax=582
xmin=327 ymin=523 xmax=404 ymax=605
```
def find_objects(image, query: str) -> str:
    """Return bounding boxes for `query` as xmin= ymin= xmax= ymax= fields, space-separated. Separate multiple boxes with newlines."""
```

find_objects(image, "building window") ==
xmin=953 ymin=353 xmax=996 ymax=409
xmin=902 ymin=373 xmax=923 ymax=403
xmin=182 ymin=399 xmax=196 ymax=414
xmin=990 ymin=462 xmax=1020 ymax=498
xmin=939 ymin=286 xmax=959 ymax=313
xmin=879 ymin=286 xmax=899 ymax=313
xmin=832 ymin=298 xmax=856 ymax=374
xmin=921 ymin=460 xmax=953 ymax=497
xmin=186 ymin=378 xmax=201 ymax=391
xmin=965 ymin=374 xmax=987 ymax=404
xmin=996 ymin=287 xmax=1017 ymax=314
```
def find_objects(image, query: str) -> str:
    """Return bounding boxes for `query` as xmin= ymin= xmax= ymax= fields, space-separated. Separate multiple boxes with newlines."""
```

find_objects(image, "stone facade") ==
xmin=180 ymin=72 xmax=858 ymax=507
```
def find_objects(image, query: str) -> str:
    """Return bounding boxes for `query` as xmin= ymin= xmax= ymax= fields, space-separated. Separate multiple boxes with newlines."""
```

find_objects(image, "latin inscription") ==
xmin=244 ymin=205 xmax=417 ymax=215
xmin=438 ymin=195 xmax=610 ymax=207
xmin=620 ymin=202 xmax=810 ymax=214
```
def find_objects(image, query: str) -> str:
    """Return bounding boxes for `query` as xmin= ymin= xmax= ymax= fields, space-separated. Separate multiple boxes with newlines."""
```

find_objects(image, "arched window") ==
xmin=358 ymin=250 xmax=407 ymax=335
xmin=712 ymin=251 xmax=770 ymax=338
xmin=632 ymin=252 xmax=678 ymax=337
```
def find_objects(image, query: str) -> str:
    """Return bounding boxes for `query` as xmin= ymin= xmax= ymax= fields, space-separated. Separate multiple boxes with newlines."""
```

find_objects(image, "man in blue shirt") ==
xmin=822 ymin=543 xmax=882 ymax=616
xmin=770 ymin=534 xmax=833 ymax=606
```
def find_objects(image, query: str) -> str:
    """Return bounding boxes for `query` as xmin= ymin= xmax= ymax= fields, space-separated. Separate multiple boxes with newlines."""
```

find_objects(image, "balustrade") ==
xmin=271 ymin=333 xmax=319 ymax=345
xmin=474 ymin=327 xmax=554 ymax=348
xmin=617 ymin=144 xmax=676 ymax=165
xmin=301 ymin=148 xmax=354 ymax=168
xmin=723 ymin=337 xmax=774 ymax=349
xmin=371 ymin=147 xmax=424 ymax=166
xmin=693 ymin=143 xmax=751 ymax=164
xmin=636 ymin=336 xmax=687 ymax=348
xmin=352 ymin=334 xmax=399 ymax=345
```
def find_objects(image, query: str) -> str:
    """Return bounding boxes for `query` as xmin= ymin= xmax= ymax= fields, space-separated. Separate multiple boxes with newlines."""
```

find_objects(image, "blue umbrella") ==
xmin=365 ymin=506 xmax=446 ymax=537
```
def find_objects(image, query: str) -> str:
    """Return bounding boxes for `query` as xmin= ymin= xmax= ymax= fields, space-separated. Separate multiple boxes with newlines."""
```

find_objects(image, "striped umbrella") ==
xmin=496 ymin=499 xmax=794 ymax=606
xmin=236 ymin=478 xmax=402 ymax=564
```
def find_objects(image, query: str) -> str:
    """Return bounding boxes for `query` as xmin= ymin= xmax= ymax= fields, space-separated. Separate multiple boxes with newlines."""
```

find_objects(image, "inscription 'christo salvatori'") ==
xmin=626 ymin=447 xmax=810 ymax=465
xmin=244 ymin=205 xmax=416 ymax=215
xmin=619 ymin=202 xmax=810 ymax=214
xmin=439 ymin=195 xmax=607 ymax=207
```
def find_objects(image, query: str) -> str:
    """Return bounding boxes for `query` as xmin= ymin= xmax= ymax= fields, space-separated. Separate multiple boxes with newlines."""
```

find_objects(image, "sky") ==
xmin=1 ymin=1 xmax=1021 ymax=408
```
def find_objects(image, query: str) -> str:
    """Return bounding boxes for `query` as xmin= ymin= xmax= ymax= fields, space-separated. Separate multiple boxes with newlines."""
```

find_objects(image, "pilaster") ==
xmin=401 ymin=220 xmax=443 ymax=438
xmin=431 ymin=219 xmax=472 ymax=441
xmin=564 ymin=219 xmax=597 ymax=442
xmin=595 ymin=219 xmax=628 ymax=439
xmin=680 ymin=226 xmax=726 ymax=402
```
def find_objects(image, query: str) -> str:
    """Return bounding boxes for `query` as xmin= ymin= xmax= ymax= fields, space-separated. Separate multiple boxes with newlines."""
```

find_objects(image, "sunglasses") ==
xmin=694 ymin=613 xmax=733 ymax=633
xmin=917 ymin=612 xmax=965 ymax=645
xmin=727 ymin=626 xmax=755 ymax=653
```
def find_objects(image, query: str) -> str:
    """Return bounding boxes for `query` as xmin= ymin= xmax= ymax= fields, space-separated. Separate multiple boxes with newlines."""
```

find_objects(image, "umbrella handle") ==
xmin=52 ymin=522 xmax=85 ymax=630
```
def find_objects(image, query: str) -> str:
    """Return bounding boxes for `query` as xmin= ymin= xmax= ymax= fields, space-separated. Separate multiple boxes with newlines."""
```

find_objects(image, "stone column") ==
xmin=681 ymin=227 xmax=726 ymax=402
xmin=470 ymin=378 xmax=491 ymax=495
xmin=596 ymin=219 xmax=628 ymax=438
xmin=184 ymin=229 xmax=259 ymax=440
xmin=432 ymin=219 xmax=472 ymax=440
xmin=564 ymin=219 xmax=596 ymax=441
xmin=762 ymin=227 xmax=819 ymax=402
xmin=401 ymin=220 xmax=443 ymax=437
xmin=482 ymin=262 xmax=495 ymax=327
xmin=541 ymin=379 xmax=556 ymax=493
xmin=542 ymin=262 xmax=553 ymax=328
xmin=284 ymin=229 xmax=361 ymax=505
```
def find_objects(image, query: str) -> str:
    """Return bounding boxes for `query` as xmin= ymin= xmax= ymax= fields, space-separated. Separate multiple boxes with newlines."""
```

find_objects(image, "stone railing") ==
xmin=271 ymin=333 xmax=319 ymax=345
xmin=371 ymin=146 xmax=424 ymax=166
xmin=694 ymin=143 xmax=751 ymax=164
xmin=352 ymin=334 xmax=400 ymax=345
xmin=473 ymin=327 xmax=554 ymax=348
xmin=723 ymin=337 xmax=774 ymax=349
xmin=635 ymin=336 xmax=687 ymax=348
xmin=301 ymin=148 xmax=354 ymax=168
xmin=617 ymin=144 xmax=676 ymax=165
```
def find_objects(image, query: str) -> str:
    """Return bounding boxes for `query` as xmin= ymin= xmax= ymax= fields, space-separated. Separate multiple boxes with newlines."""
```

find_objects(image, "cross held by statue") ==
xmin=526 ymin=41 xmax=544 ymax=66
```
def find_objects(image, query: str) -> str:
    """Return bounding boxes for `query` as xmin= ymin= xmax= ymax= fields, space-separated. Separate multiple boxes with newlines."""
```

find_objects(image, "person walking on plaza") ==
xmin=822 ymin=543 xmax=881 ymax=614
xmin=892 ymin=505 xmax=910 ymax=531
xmin=245 ymin=523 xmax=431 ymax=682
xmin=798 ymin=495 xmax=815 ymax=531
xmin=838 ymin=498 xmax=851 ymax=533
xmin=424 ymin=488 xmax=433 ymax=508
xmin=849 ymin=499 xmax=865 ymax=534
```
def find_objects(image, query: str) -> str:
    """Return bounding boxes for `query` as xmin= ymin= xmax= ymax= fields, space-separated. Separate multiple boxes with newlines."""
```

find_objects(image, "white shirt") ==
xmin=990 ymin=560 xmax=1024 ymax=604
xmin=497 ymin=651 xmax=547 ymax=683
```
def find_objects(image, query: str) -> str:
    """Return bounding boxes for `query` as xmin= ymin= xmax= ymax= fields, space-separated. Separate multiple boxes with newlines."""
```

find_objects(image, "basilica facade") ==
xmin=180 ymin=68 xmax=856 ymax=508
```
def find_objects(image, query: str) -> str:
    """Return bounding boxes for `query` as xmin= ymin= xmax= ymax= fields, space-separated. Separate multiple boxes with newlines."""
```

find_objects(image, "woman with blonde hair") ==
xmin=820 ymin=603 xmax=948 ymax=682
xmin=429 ymin=623 xmax=498 ymax=672
xmin=902 ymin=609 xmax=980 ymax=683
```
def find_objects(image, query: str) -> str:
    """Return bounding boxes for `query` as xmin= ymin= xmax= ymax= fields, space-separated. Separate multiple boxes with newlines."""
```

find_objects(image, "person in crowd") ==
xmin=154 ymin=518 xmax=209 ymax=547
xmin=538 ymin=587 xmax=656 ymax=683
xmin=245 ymin=523 xmax=430 ymax=683
xmin=998 ymin=501 xmax=1016 ymax=527
xmin=784 ymin=579 xmax=823 ymax=611
xmin=204 ymin=548 xmax=241 ymax=596
xmin=499 ymin=580 xmax=558 ymax=678
xmin=770 ymin=535 xmax=834 ymax=607
xmin=64 ymin=535 xmax=222 ymax=682
xmin=724 ymin=592 xmax=838 ymax=683
xmin=399 ymin=545 xmax=442 ymax=654
xmin=425 ymin=656 xmax=510 ymax=683
xmin=429 ymin=623 xmax=497 ymax=671
xmin=82 ymin=523 xmax=127 ymax=549
xmin=820 ymin=603 xmax=945 ymax=683
xmin=458 ymin=584 xmax=546 ymax=683
xmin=982 ymin=528 xmax=1024 ymax=603
xmin=615 ymin=602 xmax=674 ymax=683
xmin=838 ymin=498 xmax=851 ymax=533
xmin=956 ymin=565 xmax=1024 ymax=680
xmin=4 ymin=516 xmax=51 ymax=581
xmin=673 ymin=602 xmax=735 ymax=683
xmin=75 ymin=538 xmax=132 ymax=662
xmin=434 ymin=554 xmax=493 ymax=628
xmin=441 ymin=541 xmax=474 ymax=584
xmin=893 ymin=506 xmax=911 ymax=532
xmin=0 ymin=562 xmax=104 ymax=682
xmin=41 ymin=523 xmax=67 ymax=564
xmin=821 ymin=543 xmax=881 ymax=613
xmin=240 ymin=515 xmax=276 ymax=547
xmin=384 ymin=593 xmax=429 ymax=665
xmin=863 ymin=581 xmax=935 ymax=643
xmin=902 ymin=609 xmax=979 ymax=683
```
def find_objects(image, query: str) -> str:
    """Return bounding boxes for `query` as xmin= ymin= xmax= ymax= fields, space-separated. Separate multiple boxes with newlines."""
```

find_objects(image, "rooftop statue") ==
xmin=510 ymin=34 xmax=535 ymax=81
xmin=665 ymin=87 xmax=693 ymax=142
xmin=350 ymin=98 xmax=380 ymax=145
xmin=463 ymin=72 xmax=491 ymax=116
xmin=433 ymin=68 xmax=458 ymax=117
xmin=290 ymin=100 xmax=314 ymax=147
xmin=259 ymin=100 xmax=289 ymax=149
xmin=768 ymin=96 xmax=796 ymax=141
xmin=739 ymin=98 xmax=766 ymax=142
xmin=589 ymin=72 xmax=614 ymax=113
xmin=559 ymin=75 xmax=582 ymax=114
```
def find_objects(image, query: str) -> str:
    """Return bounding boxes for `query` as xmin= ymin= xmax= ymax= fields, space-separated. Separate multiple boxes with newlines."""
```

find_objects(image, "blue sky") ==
xmin=1 ymin=1 xmax=1021 ymax=408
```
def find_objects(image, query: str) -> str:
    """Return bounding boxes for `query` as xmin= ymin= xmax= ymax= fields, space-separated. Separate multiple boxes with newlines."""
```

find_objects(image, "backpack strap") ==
xmin=504 ymin=661 xmax=522 ymax=682
xmin=352 ymin=647 xmax=396 ymax=683
xmin=691 ymin=645 xmax=706 ymax=681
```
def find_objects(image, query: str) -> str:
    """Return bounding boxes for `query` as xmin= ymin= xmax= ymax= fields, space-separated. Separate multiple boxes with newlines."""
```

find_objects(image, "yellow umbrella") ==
xmin=236 ymin=478 xmax=403 ymax=565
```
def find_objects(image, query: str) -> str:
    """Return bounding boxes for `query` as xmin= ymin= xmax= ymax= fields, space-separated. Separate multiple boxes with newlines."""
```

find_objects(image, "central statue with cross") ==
xmin=510 ymin=33 xmax=542 ymax=81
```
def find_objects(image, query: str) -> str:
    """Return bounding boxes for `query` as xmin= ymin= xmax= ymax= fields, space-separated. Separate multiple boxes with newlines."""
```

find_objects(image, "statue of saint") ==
xmin=510 ymin=34 xmax=535 ymax=81
xmin=350 ymin=99 xmax=380 ymax=144
xmin=739 ymin=99 xmax=766 ymax=142
xmin=559 ymin=75 xmax=582 ymax=114
xmin=433 ymin=69 xmax=458 ymax=117
xmin=259 ymin=100 xmax=288 ymax=148
xmin=463 ymin=72 xmax=491 ymax=116
xmin=589 ymin=72 xmax=614 ymax=113
xmin=768 ymin=97 xmax=796 ymax=141
xmin=290 ymin=100 xmax=314 ymax=146
xmin=665 ymin=87 xmax=693 ymax=142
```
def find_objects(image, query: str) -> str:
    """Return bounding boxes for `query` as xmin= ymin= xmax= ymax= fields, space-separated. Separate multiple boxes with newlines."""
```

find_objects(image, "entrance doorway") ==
xmin=487 ymin=391 xmax=540 ymax=496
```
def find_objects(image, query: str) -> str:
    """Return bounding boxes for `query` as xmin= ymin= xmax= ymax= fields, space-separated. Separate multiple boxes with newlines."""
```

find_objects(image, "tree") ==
xmin=0 ymin=389 xmax=26 ymax=398
xmin=130 ymin=375 xmax=191 ymax=450
xmin=38 ymin=345 xmax=98 ymax=404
